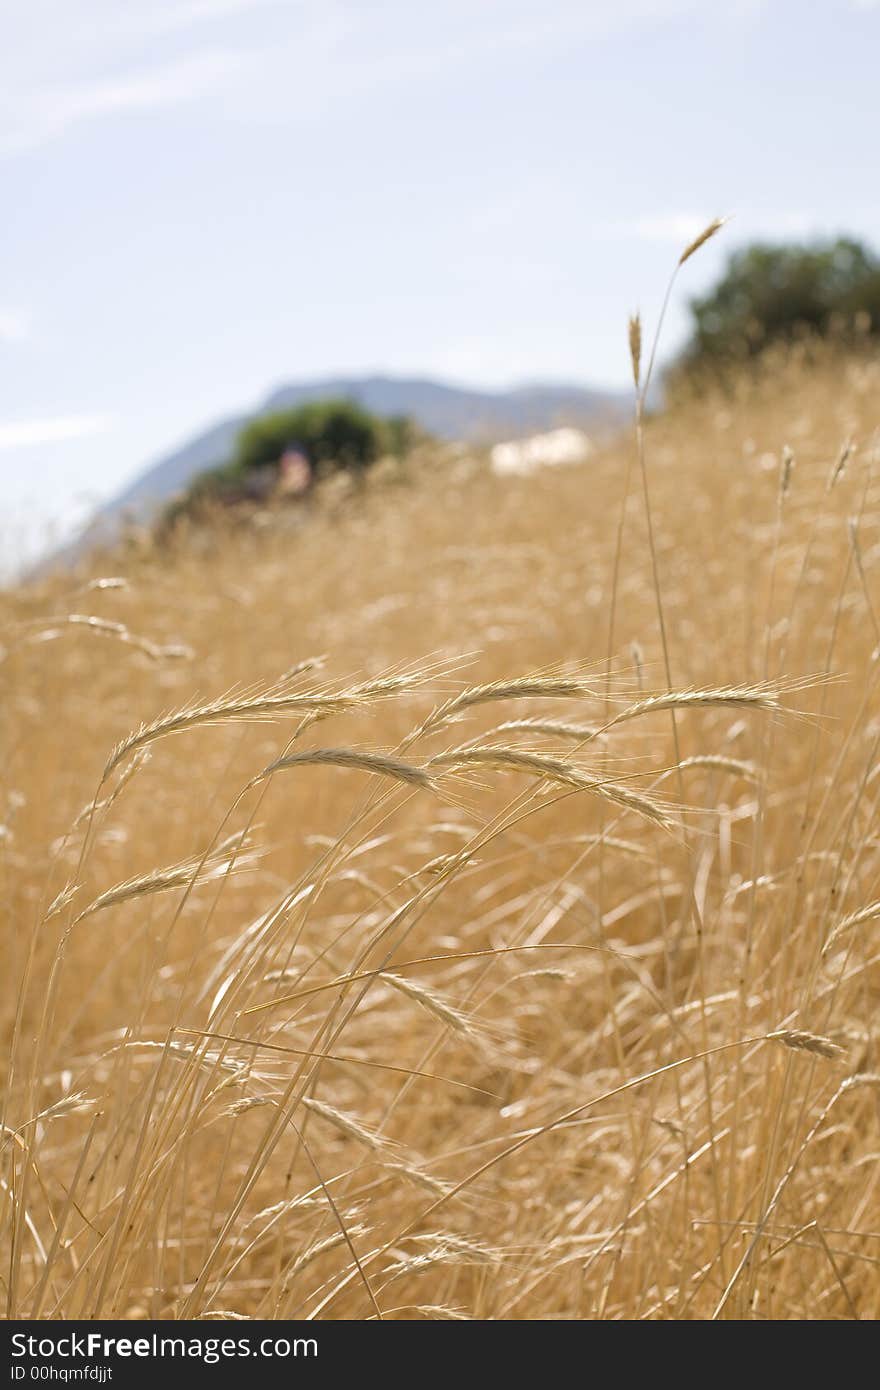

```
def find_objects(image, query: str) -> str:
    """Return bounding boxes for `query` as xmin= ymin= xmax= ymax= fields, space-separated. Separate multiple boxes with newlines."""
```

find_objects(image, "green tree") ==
xmin=162 ymin=398 xmax=420 ymax=532
xmin=383 ymin=413 xmax=419 ymax=459
xmin=682 ymin=237 xmax=880 ymax=367
xmin=232 ymin=399 xmax=386 ymax=476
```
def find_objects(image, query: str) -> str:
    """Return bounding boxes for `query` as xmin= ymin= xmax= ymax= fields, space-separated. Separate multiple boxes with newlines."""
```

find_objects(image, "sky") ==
xmin=2 ymin=0 xmax=880 ymax=570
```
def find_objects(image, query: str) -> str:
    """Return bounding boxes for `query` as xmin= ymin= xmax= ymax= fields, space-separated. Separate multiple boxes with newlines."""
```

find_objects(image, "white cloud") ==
xmin=0 ymin=0 xmax=287 ymax=152
xmin=54 ymin=50 xmax=241 ymax=121
xmin=1 ymin=51 xmax=244 ymax=153
xmin=627 ymin=214 xmax=721 ymax=245
xmin=616 ymin=210 xmax=818 ymax=247
xmin=0 ymin=415 xmax=111 ymax=450
xmin=0 ymin=309 xmax=29 ymax=343
xmin=0 ymin=1 xmax=773 ymax=154
xmin=144 ymin=0 xmax=286 ymax=31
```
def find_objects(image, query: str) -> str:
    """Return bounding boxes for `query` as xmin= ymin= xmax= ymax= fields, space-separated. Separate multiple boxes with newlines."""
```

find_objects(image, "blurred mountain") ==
xmin=46 ymin=374 xmax=629 ymax=565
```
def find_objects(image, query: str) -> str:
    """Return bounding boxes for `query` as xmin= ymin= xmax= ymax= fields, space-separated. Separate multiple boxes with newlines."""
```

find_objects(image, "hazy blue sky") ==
xmin=3 ymin=0 xmax=879 ymax=567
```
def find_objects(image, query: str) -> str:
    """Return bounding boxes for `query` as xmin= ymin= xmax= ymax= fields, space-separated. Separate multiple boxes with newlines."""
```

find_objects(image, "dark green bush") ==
xmin=232 ymin=399 xmax=386 ymax=476
xmin=681 ymin=237 xmax=880 ymax=370
xmin=161 ymin=399 xmax=419 ymax=533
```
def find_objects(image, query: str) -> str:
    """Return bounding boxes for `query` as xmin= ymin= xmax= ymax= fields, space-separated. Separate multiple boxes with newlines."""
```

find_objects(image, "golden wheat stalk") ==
xmin=496 ymin=717 xmax=603 ymax=742
xmin=428 ymin=744 xmax=672 ymax=827
xmin=422 ymin=675 xmax=601 ymax=731
xmin=21 ymin=613 xmax=191 ymax=662
xmin=71 ymin=834 xmax=258 ymax=925
xmin=72 ymin=576 xmax=129 ymax=595
xmin=628 ymin=314 xmax=642 ymax=389
xmin=277 ymin=655 xmax=327 ymax=681
xmin=767 ymin=1029 xmax=846 ymax=1061
xmin=599 ymin=685 xmax=781 ymax=735
xmin=678 ymin=216 xmax=728 ymax=266
xmin=73 ymin=750 xmax=151 ymax=829
xmin=672 ymin=755 xmax=759 ymax=781
xmin=284 ymin=1227 xmax=370 ymax=1282
xmin=43 ymin=884 xmax=80 ymax=922
xmin=381 ymin=972 xmax=497 ymax=1041
xmin=258 ymin=747 xmax=434 ymax=790
xmin=826 ymin=439 xmax=854 ymax=491
xmin=303 ymin=1097 xmax=397 ymax=1155
xmin=822 ymin=898 xmax=880 ymax=955
xmin=384 ymin=1233 xmax=502 ymax=1275
xmin=842 ymin=1073 xmax=880 ymax=1093
xmin=780 ymin=445 xmax=796 ymax=499
xmin=103 ymin=673 xmax=424 ymax=779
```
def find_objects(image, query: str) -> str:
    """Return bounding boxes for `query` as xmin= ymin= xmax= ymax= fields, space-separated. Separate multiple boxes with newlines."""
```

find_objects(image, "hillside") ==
xmin=5 ymin=345 xmax=880 ymax=1319
xmin=82 ymin=374 xmax=628 ymax=538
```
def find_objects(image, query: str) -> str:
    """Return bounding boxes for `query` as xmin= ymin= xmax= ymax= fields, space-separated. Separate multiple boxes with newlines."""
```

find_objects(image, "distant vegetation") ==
xmin=166 ymin=399 xmax=420 ymax=524
xmin=681 ymin=236 xmax=880 ymax=371
xmin=234 ymin=400 xmax=414 ymax=476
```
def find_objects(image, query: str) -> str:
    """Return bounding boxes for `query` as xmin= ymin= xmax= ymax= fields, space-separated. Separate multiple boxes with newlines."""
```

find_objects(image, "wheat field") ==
xmin=3 ymin=322 xmax=880 ymax=1318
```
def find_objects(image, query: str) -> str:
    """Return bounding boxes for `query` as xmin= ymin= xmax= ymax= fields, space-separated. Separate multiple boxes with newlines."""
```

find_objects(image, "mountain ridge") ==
xmin=50 ymin=373 xmax=629 ymax=565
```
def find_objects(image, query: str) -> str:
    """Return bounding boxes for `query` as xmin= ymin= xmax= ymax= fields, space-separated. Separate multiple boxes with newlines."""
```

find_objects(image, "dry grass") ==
xmin=3 ymin=319 xmax=880 ymax=1319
